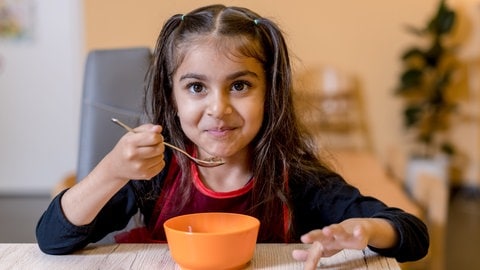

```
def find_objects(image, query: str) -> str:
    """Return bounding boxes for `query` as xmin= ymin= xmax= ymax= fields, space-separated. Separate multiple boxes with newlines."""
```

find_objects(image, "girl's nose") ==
xmin=206 ymin=91 xmax=233 ymax=118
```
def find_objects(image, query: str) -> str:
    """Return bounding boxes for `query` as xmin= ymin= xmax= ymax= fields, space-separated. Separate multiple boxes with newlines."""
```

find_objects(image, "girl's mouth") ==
xmin=207 ymin=127 xmax=235 ymax=137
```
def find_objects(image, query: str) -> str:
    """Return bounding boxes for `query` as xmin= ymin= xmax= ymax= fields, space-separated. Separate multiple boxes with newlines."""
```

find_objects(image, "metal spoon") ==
xmin=111 ymin=118 xmax=225 ymax=167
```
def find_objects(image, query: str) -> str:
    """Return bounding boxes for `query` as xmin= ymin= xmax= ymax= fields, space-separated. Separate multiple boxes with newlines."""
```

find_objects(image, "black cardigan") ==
xmin=36 ymin=153 xmax=429 ymax=262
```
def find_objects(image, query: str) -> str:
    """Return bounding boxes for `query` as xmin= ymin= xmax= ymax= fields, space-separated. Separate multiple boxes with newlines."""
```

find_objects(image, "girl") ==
xmin=36 ymin=4 xmax=428 ymax=269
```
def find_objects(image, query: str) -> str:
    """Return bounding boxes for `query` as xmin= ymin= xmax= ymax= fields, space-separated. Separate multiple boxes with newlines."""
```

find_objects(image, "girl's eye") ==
xmin=187 ymin=82 xmax=205 ymax=94
xmin=231 ymin=81 xmax=251 ymax=92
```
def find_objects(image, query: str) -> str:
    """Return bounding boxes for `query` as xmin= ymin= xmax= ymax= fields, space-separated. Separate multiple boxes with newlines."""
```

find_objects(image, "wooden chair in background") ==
xmin=295 ymin=65 xmax=372 ymax=152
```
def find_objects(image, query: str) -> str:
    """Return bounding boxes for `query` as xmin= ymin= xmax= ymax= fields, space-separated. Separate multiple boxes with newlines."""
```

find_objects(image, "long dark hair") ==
xmin=144 ymin=4 xmax=333 ymax=241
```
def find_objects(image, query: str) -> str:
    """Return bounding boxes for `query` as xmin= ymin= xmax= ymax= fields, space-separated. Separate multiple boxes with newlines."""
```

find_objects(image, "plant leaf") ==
xmin=427 ymin=0 xmax=456 ymax=35
xmin=397 ymin=68 xmax=423 ymax=93
xmin=401 ymin=47 xmax=425 ymax=61
xmin=404 ymin=105 xmax=423 ymax=127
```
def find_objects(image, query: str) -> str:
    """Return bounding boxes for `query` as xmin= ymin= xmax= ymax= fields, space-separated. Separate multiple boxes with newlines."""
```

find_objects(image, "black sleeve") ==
xmin=35 ymin=184 xmax=138 ymax=255
xmin=369 ymin=208 xmax=429 ymax=262
xmin=291 ymin=173 xmax=429 ymax=262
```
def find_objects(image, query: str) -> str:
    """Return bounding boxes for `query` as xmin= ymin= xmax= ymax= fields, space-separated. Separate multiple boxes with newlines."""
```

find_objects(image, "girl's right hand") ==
xmin=105 ymin=123 xmax=166 ymax=182
xmin=60 ymin=123 xmax=165 ymax=226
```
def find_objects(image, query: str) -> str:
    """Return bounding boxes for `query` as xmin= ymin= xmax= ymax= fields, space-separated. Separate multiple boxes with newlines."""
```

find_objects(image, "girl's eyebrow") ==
xmin=179 ymin=70 xmax=259 ymax=81
xmin=179 ymin=73 xmax=206 ymax=81
xmin=226 ymin=70 xmax=259 ymax=80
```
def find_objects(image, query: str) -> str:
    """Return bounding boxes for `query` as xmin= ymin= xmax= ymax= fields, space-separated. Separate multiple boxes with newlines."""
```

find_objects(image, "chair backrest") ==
xmin=295 ymin=65 xmax=372 ymax=152
xmin=76 ymin=47 xmax=152 ymax=181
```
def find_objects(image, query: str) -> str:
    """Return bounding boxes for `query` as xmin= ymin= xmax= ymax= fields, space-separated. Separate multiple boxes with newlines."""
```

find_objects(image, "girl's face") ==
xmin=172 ymin=40 xmax=266 ymax=161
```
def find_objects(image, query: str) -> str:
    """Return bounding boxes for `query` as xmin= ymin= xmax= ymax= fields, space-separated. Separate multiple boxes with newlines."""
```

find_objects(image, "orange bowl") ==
xmin=164 ymin=212 xmax=260 ymax=270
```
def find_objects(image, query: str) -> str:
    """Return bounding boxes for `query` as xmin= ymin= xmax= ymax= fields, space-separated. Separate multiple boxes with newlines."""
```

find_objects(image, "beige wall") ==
xmin=84 ymin=0 xmax=480 ymax=187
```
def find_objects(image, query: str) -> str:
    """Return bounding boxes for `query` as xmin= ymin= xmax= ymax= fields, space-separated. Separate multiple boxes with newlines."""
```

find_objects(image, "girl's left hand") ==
xmin=291 ymin=218 xmax=369 ymax=270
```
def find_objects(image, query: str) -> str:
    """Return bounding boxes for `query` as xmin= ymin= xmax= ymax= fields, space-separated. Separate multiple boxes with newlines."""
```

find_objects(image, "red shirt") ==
xmin=115 ymin=158 xmax=259 ymax=243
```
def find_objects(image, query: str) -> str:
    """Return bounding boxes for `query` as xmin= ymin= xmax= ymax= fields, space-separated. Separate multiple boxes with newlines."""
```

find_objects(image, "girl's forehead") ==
xmin=177 ymin=34 xmax=262 ymax=60
xmin=176 ymin=44 xmax=263 ymax=76
xmin=172 ymin=37 xmax=265 ymax=80
xmin=171 ymin=34 xmax=264 ymax=75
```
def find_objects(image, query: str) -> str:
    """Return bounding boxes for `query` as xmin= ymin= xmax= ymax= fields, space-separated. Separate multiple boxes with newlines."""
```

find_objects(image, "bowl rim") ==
xmin=163 ymin=212 xmax=260 ymax=235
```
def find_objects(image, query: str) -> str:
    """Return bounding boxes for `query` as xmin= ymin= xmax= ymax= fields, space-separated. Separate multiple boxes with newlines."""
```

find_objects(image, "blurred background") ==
xmin=1 ymin=0 xmax=479 ymax=269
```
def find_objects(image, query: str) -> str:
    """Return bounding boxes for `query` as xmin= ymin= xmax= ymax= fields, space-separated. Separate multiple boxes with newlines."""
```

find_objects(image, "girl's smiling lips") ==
xmin=206 ymin=127 xmax=236 ymax=138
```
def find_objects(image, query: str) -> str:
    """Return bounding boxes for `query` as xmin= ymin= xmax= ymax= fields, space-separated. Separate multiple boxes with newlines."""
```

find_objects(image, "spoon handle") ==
xmin=111 ymin=118 xmax=134 ymax=133
xmin=111 ymin=118 xmax=196 ymax=158
xmin=110 ymin=118 xmax=224 ymax=167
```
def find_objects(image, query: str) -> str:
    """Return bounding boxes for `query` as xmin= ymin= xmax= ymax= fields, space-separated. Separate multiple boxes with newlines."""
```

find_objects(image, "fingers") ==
xmin=110 ymin=123 xmax=166 ymax=180
xmin=132 ymin=123 xmax=162 ymax=133
xmin=131 ymin=140 xmax=165 ymax=159
xmin=300 ymin=227 xmax=336 ymax=246
xmin=324 ymin=224 xmax=368 ymax=250
xmin=121 ymin=134 xmax=164 ymax=160
xmin=293 ymin=221 xmax=371 ymax=270
xmin=305 ymin=242 xmax=323 ymax=270
xmin=300 ymin=223 xmax=368 ymax=254
xmin=322 ymin=224 xmax=349 ymax=243
xmin=292 ymin=249 xmax=308 ymax=261
xmin=128 ymin=124 xmax=164 ymax=147
xmin=292 ymin=242 xmax=323 ymax=270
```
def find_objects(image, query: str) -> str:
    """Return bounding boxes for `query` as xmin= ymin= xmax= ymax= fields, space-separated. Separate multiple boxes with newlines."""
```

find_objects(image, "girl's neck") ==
xmin=196 ymin=151 xmax=252 ymax=192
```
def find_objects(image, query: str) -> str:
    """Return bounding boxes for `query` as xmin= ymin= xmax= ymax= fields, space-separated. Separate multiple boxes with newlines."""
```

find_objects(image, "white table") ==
xmin=0 ymin=243 xmax=400 ymax=269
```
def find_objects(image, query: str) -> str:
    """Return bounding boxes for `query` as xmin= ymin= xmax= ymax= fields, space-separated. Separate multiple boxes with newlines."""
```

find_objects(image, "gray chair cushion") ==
xmin=76 ymin=47 xmax=152 ymax=181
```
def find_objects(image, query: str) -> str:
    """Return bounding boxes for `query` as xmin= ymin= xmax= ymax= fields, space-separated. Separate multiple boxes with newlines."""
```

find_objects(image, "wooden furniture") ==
xmin=330 ymin=150 xmax=422 ymax=218
xmin=295 ymin=65 xmax=372 ymax=152
xmin=0 ymin=243 xmax=400 ymax=269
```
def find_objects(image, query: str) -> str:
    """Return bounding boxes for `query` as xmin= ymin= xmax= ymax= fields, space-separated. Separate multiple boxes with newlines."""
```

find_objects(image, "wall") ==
xmin=87 ymin=0 xmax=476 ymax=178
xmin=2 ymin=0 xmax=477 ymax=194
xmin=84 ymin=0 xmax=480 ymax=188
xmin=0 ymin=0 xmax=84 ymax=194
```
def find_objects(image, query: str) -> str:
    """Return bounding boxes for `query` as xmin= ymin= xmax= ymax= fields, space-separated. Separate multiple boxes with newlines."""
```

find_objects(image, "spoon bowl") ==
xmin=111 ymin=118 xmax=225 ymax=167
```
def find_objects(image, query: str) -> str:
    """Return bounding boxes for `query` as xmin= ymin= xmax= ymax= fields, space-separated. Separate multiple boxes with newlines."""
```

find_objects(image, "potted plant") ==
xmin=395 ymin=0 xmax=461 ymax=158
xmin=394 ymin=0 xmax=462 ymax=190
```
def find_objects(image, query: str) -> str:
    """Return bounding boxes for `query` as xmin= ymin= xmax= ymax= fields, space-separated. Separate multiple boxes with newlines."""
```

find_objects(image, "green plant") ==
xmin=395 ymin=0 xmax=460 ymax=158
